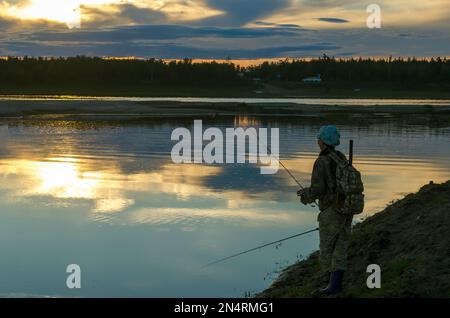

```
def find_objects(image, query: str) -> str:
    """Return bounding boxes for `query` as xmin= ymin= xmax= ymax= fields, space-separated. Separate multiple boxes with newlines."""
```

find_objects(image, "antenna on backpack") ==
xmin=349 ymin=140 xmax=354 ymax=165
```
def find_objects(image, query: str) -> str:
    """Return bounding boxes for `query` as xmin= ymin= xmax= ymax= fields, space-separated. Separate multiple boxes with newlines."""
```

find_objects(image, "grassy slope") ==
xmin=259 ymin=180 xmax=450 ymax=298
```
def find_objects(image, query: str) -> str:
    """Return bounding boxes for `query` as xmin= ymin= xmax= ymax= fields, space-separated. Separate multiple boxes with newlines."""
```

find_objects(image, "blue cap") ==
xmin=317 ymin=125 xmax=340 ymax=146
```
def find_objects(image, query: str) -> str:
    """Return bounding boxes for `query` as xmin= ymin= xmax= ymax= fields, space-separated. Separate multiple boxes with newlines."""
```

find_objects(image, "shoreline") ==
xmin=258 ymin=180 xmax=450 ymax=298
xmin=2 ymin=94 xmax=450 ymax=103
xmin=1 ymin=98 xmax=450 ymax=118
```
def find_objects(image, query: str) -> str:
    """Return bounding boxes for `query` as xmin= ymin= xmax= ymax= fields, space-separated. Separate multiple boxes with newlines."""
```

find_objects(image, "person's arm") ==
xmin=300 ymin=157 xmax=327 ymax=204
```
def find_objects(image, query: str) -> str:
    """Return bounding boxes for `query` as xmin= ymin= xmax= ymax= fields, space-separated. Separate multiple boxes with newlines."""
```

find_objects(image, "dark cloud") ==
xmin=0 ymin=22 xmax=326 ymax=58
xmin=1 ymin=13 xmax=449 ymax=59
xmin=301 ymin=0 xmax=356 ymax=7
xmin=278 ymin=24 xmax=301 ymax=28
xmin=200 ymin=0 xmax=291 ymax=26
xmin=0 ymin=15 xmax=66 ymax=36
xmin=254 ymin=21 xmax=301 ymax=29
xmin=1 ymin=40 xmax=340 ymax=59
xmin=317 ymin=18 xmax=349 ymax=23
xmin=21 ymin=24 xmax=306 ymax=43
xmin=0 ymin=17 xmax=15 ymax=32
xmin=335 ymin=52 xmax=356 ymax=57
xmin=80 ymin=3 xmax=167 ymax=28
xmin=254 ymin=21 xmax=275 ymax=26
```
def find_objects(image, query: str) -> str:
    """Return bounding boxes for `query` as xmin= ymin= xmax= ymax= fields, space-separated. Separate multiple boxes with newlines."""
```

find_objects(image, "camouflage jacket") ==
xmin=302 ymin=148 xmax=347 ymax=211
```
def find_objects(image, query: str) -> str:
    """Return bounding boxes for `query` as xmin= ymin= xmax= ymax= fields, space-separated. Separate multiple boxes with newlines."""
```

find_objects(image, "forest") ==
xmin=0 ymin=56 xmax=241 ymax=85
xmin=0 ymin=55 xmax=449 ymax=97
xmin=248 ymin=55 xmax=450 ymax=84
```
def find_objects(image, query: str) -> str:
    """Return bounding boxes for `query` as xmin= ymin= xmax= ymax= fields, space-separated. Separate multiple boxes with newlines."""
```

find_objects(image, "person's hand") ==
xmin=297 ymin=189 xmax=309 ymax=205
xmin=300 ymin=194 xmax=308 ymax=205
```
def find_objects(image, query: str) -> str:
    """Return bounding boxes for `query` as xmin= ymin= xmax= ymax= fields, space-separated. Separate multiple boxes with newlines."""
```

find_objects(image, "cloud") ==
xmin=254 ymin=21 xmax=301 ymax=29
xmin=1 ymin=36 xmax=339 ymax=59
xmin=278 ymin=23 xmax=301 ymax=28
xmin=80 ymin=3 xmax=167 ymax=28
xmin=317 ymin=18 xmax=349 ymax=24
xmin=1 ymin=1 xmax=449 ymax=58
xmin=299 ymin=0 xmax=356 ymax=7
xmin=0 ymin=0 xmax=225 ymax=29
xmin=2 ymin=22 xmax=450 ymax=58
xmin=0 ymin=14 xmax=66 ymax=34
xmin=2 ymin=0 xmax=449 ymax=31
xmin=254 ymin=0 xmax=450 ymax=30
xmin=254 ymin=21 xmax=275 ymax=26
xmin=0 ymin=21 xmax=334 ymax=58
xmin=22 ymin=24 xmax=306 ymax=43
xmin=200 ymin=0 xmax=291 ymax=26
xmin=0 ymin=16 xmax=14 ymax=30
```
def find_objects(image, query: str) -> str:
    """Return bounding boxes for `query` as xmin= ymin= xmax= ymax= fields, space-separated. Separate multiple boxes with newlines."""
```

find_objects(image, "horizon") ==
xmin=2 ymin=56 xmax=449 ymax=68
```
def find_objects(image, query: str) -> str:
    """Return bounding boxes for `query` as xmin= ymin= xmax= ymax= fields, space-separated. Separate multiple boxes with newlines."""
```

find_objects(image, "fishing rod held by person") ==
xmin=251 ymin=129 xmax=319 ymax=207
xmin=202 ymin=227 xmax=319 ymax=268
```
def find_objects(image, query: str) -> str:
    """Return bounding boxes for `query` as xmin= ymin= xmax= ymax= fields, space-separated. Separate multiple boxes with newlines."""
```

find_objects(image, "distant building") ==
xmin=302 ymin=74 xmax=322 ymax=83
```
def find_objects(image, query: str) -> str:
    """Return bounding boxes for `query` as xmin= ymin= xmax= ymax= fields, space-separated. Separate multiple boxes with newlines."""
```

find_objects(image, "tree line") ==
xmin=0 ymin=55 xmax=449 ymax=86
xmin=248 ymin=55 xmax=450 ymax=85
xmin=0 ymin=56 xmax=242 ymax=86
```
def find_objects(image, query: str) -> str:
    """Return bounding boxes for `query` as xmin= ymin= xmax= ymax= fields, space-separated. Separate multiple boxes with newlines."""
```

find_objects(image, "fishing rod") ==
xmin=254 ymin=131 xmax=306 ymax=189
xmin=254 ymin=131 xmax=318 ymax=206
xmin=278 ymin=158 xmax=305 ymax=190
xmin=202 ymin=227 xmax=319 ymax=268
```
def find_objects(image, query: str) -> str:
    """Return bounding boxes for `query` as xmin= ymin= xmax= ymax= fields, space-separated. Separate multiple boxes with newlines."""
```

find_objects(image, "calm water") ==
xmin=0 ymin=110 xmax=449 ymax=297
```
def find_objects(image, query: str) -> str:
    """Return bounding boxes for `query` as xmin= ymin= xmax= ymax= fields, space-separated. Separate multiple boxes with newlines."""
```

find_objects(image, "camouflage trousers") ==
xmin=318 ymin=205 xmax=353 ymax=272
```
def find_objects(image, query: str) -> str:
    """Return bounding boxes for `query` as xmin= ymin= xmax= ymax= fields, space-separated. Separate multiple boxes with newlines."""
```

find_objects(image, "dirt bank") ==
xmin=259 ymin=180 xmax=450 ymax=298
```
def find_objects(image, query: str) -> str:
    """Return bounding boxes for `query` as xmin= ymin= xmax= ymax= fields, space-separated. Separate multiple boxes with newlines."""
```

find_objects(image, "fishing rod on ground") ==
xmin=202 ymin=227 xmax=319 ymax=268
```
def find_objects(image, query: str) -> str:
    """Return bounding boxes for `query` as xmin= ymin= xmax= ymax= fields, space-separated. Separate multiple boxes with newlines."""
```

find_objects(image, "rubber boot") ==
xmin=312 ymin=270 xmax=345 ymax=297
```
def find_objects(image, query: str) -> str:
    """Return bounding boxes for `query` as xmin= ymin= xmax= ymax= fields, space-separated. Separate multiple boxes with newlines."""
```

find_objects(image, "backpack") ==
xmin=327 ymin=150 xmax=365 ymax=215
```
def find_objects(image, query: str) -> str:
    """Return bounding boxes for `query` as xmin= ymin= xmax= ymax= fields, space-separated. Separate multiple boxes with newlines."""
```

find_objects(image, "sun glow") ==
xmin=0 ymin=155 xmax=252 ymax=215
xmin=35 ymin=160 xmax=101 ymax=199
xmin=0 ymin=0 xmax=224 ymax=29
xmin=2 ymin=0 xmax=122 ymax=28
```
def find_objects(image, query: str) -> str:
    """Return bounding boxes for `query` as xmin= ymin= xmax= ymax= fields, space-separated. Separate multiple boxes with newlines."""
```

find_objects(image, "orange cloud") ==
xmin=0 ymin=0 xmax=224 ymax=29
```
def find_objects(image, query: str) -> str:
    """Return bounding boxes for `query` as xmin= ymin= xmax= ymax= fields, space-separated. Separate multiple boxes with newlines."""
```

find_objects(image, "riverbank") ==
xmin=1 ymin=82 xmax=450 ymax=99
xmin=1 ymin=97 xmax=450 ymax=119
xmin=258 ymin=180 xmax=450 ymax=298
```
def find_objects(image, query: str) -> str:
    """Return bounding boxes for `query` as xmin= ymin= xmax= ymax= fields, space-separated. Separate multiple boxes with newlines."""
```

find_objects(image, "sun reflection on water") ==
xmin=0 ymin=149 xmax=449 ymax=226
xmin=0 ymin=156 xmax=268 ymax=218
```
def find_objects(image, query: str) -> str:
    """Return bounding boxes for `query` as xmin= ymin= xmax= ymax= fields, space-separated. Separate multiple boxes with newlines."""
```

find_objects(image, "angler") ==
xmin=298 ymin=125 xmax=364 ymax=296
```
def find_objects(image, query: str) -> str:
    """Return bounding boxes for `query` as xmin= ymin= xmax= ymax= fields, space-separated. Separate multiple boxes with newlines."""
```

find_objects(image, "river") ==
xmin=0 ymin=99 xmax=449 ymax=297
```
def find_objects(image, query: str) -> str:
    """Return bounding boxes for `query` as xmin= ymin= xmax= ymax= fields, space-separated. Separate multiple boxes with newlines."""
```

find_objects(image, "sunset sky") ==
xmin=0 ymin=0 xmax=449 ymax=58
